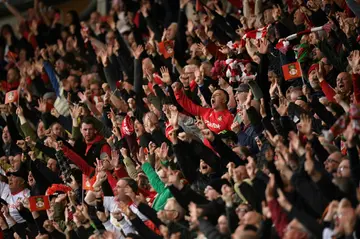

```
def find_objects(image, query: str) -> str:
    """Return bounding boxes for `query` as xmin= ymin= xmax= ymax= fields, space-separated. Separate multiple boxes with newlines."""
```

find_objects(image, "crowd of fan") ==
xmin=0 ymin=0 xmax=360 ymax=238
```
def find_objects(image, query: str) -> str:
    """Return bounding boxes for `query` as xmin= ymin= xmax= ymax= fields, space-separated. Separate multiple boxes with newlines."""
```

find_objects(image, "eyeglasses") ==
xmin=326 ymin=158 xmax=340 ymax=164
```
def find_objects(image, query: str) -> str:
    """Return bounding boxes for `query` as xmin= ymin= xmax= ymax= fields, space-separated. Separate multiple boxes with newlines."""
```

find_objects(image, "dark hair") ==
xmin=81 ymin=117 xmax=95 ymax=127
xmin=121 ymin=177 xmax=138 ymax=193
xmin=215 ymin=88 xmax=229 ymax=105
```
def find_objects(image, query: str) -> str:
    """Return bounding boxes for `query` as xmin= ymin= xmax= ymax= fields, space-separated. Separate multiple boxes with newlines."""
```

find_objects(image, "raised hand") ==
xmin=277 ymin=188 xmax=292 ymax=212
xmin=159 ymin=142 xmax=169 ymax=160
xmin=259 ymin=98 xmax=266 ymax=118
xmin=221 ymin=184 xmax=234 ymax=206
xmin=132 ymin=45 xmax=144 ymax=60
xmin=16 ymin=140 xmax=27 ymax=151
xmin=35 ymin=98 xmax=47 ymax=113
xmin=118 ymin=201 xmax=136 ymax=220
xmin=348 ymin=50 xmax=360 ymax=74
xmin=265 ymin=174 xmax=275 ymax=201
xmin=201 ymin=129 xmax=215 ymax=142
xmin=168 ymin=105 xmax=179 ymax=128
xmin=111 ymin=150 xmax=120 ymax=169
xmin=77 ymin=91 xmax=88 ymax=103
xmin=274 ymin=97 xmax=289 ymax=116
xmin=195 ymin=118 xmax=207 ymax=130
xmin=160 ymin=67 xmax=171 ymax=85
xmin=258 ymin=38 xmax=269 ymax=54
xmin=299 ymin=114 xmax=312 ymax=137
xmin=244 ymin=91 xmax=253 ymax=109
xmin=50 ymin=108 xmax=60 ymax=118
xmin=180 ymin=0 xmax=191 ymax=9
xmin=69 ymin=104 xmax=81 ymax=119
xmin=16 ymin=106 xmax=24 ymax=117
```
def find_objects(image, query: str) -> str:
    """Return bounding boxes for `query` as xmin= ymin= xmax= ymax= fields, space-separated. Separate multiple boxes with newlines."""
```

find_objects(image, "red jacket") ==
xmin=174 ymin=89 xmax=234 ymax=134
xmin=268 ymin=198 xmax=289 ymax=238
xmin=85 ymin=135 xmax=111 ymax=157
xmin=320 ymin=80 xmax=336 ymax=102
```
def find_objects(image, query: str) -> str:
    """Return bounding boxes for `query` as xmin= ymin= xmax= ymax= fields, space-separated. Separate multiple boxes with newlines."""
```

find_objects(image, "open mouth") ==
xmin=201 ymin=164 xmax=208 ymax=171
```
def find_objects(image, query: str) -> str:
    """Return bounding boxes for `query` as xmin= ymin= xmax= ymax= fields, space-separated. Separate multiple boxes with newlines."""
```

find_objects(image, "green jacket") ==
xmin=141 ymin=162 xmax=172 ymax=211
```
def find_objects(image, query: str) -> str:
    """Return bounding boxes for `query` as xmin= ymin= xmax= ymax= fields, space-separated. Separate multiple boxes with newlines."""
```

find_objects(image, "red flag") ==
xmin=82 ymin=174 xmax=96 ymax=191
xmin=157 ymin=40 xmax=175 ymax=59
xmin=282 ymin=62 xmax=302 ymax=81
xmin=29 ymin=195 xmax=50 ymax=212
xmin=5 ymin=90 xmax=18 ymax=104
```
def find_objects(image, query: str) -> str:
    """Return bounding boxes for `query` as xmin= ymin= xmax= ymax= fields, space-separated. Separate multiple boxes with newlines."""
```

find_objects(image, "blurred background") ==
xmin=0 ymin=0 xmax=102 ymax=27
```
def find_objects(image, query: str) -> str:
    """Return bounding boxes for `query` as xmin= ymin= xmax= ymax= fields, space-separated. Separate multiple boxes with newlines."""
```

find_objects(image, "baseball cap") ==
xmin=235 ymin=83 xmax=250 ymax=93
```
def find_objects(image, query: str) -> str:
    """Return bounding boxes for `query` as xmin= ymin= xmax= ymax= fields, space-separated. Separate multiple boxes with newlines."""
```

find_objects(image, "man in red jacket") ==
xmin=172 ymin=82 xmax=234 ymax=134
xmin=80 ymin=117 xmax=112 ymax=165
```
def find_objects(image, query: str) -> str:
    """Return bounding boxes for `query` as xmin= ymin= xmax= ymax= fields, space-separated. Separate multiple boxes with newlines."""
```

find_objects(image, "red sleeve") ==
xmin=114 ymin=167 xmax=129 ymax=179
xmin=100 ymin=143 xmax=111 ymax=157
xmin=106 ymin=171 xmax=118 ymax=193
xmin=320 ymin=81 xmax=336 ymax=102
xmin=352 ymin=74 xmax=360 ymax=103
xmin=174 ymin=89 xmax=210 ymax=117
xmin=268 ymin=198 xmax=289 ymax=238
xmin=62 ymin=146 xmax=94 ymax=176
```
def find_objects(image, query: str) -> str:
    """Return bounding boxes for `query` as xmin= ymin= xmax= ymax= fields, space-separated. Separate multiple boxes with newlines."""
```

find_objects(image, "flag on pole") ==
xmin=29 ymin=195 xmax=50 ymax=212
xmin=282 ymin=62 xmax=302 ymax=81
xmin=82 ymin=174 xmax=96 ymax=191
xmin=157 ymin=40 xmax=175 ymax=59
xmin=4 ymin=90 xmax=19 ymax=104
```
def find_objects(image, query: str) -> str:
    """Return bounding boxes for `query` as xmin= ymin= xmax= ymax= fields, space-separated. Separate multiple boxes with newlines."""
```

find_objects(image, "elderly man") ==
xmin=0 ymin=164 xmax=31 ymax=238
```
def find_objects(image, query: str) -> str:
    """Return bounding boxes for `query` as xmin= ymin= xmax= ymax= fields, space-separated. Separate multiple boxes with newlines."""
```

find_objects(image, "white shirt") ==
xmin=0 ymin=182 xmax=30 ymax=227
xmin=103 ymin=196 xmax=149 ymax=234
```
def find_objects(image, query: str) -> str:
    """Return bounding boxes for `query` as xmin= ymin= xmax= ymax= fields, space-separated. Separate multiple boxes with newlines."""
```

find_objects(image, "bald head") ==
xmin=336 ymin=72 xmax=352 ymax=95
